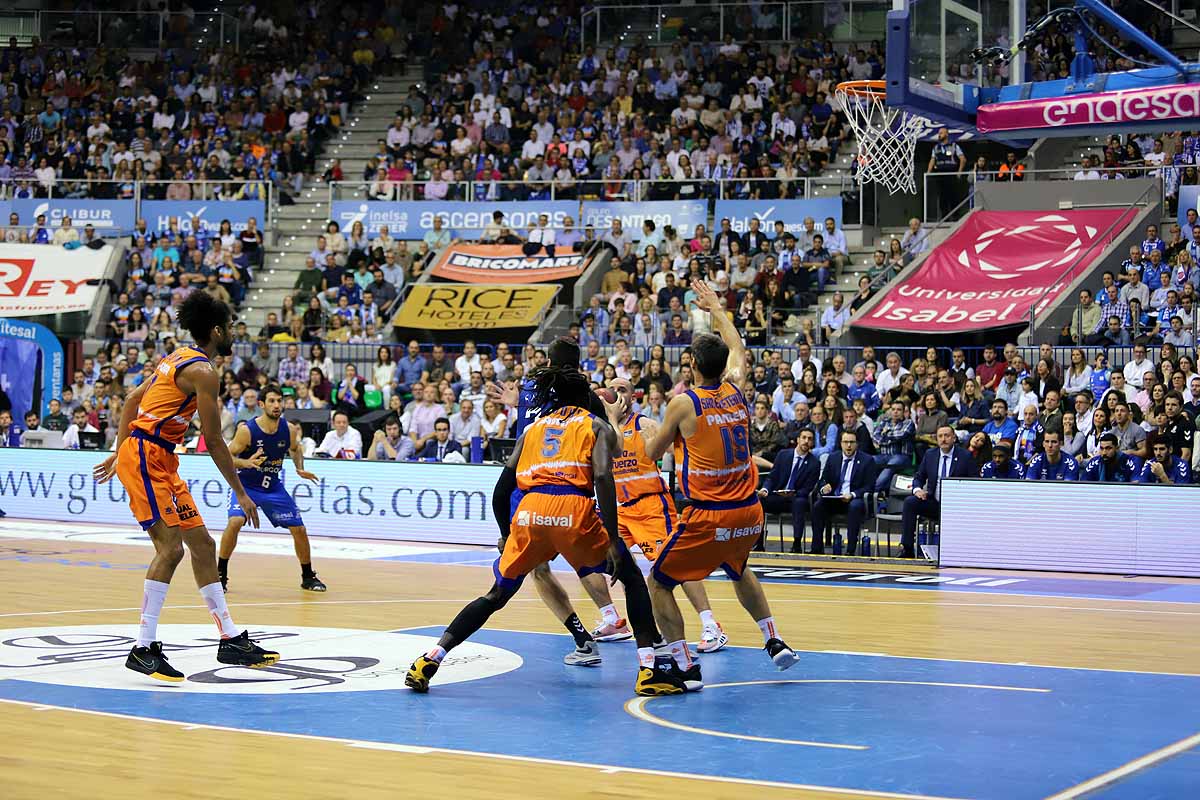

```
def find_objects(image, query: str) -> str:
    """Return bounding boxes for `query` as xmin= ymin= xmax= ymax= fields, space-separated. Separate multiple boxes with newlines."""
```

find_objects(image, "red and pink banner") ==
xmin=977 ymin=83 xmax=1200 ymax=135
xmin=853 ymin=209 xmax=1132 ymax=333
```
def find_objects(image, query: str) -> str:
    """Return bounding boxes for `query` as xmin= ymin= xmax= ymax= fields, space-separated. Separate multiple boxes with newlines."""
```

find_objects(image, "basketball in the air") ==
xmin=596 ymin=388 xmax=616 ymax=403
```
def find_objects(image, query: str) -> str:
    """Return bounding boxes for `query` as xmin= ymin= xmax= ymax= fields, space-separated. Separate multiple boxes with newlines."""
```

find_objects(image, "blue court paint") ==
xmin=0 ymin=627 xmax=1196 ymax=799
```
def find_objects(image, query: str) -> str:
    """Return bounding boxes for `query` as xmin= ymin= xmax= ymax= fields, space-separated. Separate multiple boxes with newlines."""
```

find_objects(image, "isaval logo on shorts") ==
xmin=715 ymin=524 xmax=762 ymax=542
xmin=516 ymin=510 xmax=574 ymax=527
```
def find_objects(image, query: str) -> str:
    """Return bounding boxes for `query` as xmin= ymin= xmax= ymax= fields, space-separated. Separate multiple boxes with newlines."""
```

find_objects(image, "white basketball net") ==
xmin=834 ymin=88 xmax=931 ymax=195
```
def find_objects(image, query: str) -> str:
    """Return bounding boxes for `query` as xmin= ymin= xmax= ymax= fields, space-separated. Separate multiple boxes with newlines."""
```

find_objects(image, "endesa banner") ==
xmin=12 ymin=199 xmax=135 ymax=232
xmin=714 ymin=198 xmax=842 ymax=235
xmin=332 ymin=201 xmax=576 ymax=238
xmin=978 ymin=83 xmax=1200 ymax=136
xmin=141 ymin=200 xmax=265 ymax=234
xmin=430 ymin=244 xmax=586 ymax=283
xmin=0 ymin=449 xmax=503 ymax=546
xmin=0 ymin=242 xmax=109 ymax=315
xmin=579 ymin=200 xmax=708 ymax=235
xmin=393 ymin=283 xmax=558 ymax=330
xmin=854 ymin=209 xmax=1131 ymax=333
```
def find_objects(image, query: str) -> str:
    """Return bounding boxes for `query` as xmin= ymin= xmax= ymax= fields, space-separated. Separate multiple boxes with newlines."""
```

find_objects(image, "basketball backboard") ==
xmin=886 ymin=0 xmax=1200 ymax=142
xmin=886 ymin=0 xmax=1020 ymax=134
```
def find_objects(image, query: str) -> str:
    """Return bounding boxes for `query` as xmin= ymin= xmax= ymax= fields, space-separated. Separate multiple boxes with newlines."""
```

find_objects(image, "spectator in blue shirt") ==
xmin=395 ymin=339 xmax=428 ymax=397
xmin=1024 ymin=430 xmax=1079 ymax=480
xmin=981 ymin=398 xmax=1018 ymax=447
xmin=337 ymin=272 xmax=362 ymax=308
xmin=846 ymin=364 xmax=879 ymax=415
xmin=1138 ymin=440 xmax=1192 ymax=484
xmin=809 ymin=404 xmax=840 ymax=457
xmin=980 ymin=444 xmax=1025 ymax=478
xmin=1141 ymin=224 xmax=1165 ymax=257
xmin=1081 ymin=433 xmax=1141 ymax=482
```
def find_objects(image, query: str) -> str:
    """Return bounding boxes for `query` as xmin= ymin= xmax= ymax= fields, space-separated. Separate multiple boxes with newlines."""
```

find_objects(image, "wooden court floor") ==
xmin=1 ymin=531 xmax=1198 ymax=800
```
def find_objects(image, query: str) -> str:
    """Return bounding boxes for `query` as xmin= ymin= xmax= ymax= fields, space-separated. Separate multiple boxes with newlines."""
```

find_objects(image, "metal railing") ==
xmin=922 ymin=165 xmax=1174 ymax=223
xmin=0 ymin=9 xmax=241 ymax=50
xmin=0 ymin=179 xmax=274 ymax=232
xmin=328 ymin=174 xmax=847 ymax=203
xmin=579 ymin=0 xmax=892 ymax=48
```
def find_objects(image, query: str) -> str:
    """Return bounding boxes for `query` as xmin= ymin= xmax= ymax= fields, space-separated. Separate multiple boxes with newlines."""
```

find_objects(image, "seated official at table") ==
xmin=810 ymin=430 xmax=878 ymax=556
xmin=758 ymin=429 xmax=821 ymax=554
xmin=900 ymin=425 xmax=973 ymax=559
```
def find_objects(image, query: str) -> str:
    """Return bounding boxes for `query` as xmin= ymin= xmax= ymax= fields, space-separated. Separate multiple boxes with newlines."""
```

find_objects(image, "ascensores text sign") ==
xmin=394 ymin=283 xmax=558 ymax=329
xmin=431 ymin=245 xmax=586 ymax=283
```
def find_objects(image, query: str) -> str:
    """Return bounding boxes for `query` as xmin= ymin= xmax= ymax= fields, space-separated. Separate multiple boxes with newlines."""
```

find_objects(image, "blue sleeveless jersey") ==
xmin=509 ymin=379 xmax=541 ymax=438
xmin=229 ymin=416 xmax=303 ymax=528
xmin=236 ymin=416 xmax=290 ymax=491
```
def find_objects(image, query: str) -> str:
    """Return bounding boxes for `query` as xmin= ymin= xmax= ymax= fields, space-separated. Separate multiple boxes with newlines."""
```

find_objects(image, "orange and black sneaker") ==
xmin=406 ymin=656 xmax=440 ymax=693
xmin=126 ymin=641 xmax=185 ymax=683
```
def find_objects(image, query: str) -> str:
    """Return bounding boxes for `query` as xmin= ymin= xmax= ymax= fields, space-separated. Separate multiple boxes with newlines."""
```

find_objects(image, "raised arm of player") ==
xmin=491 ymin=432 xmax=526 ymax=546
xmin=692 ymin=278 xmax=747 ymax=383
xmin=93 ymin=376 xmax=151 ymax=483
xmin=289 ymin=421 xmax=318 ymax=482
xmin=180 ymin=363 xmax=260 ymax=528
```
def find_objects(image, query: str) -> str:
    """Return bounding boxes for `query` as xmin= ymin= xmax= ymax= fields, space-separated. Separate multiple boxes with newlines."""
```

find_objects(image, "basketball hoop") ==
xmin=834 ymin=80 xmax=932 ymax=195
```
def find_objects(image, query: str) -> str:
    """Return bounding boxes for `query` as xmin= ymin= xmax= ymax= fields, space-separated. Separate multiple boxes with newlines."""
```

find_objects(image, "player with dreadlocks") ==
xmin=407 ymin=357 xmax=687 ymax=696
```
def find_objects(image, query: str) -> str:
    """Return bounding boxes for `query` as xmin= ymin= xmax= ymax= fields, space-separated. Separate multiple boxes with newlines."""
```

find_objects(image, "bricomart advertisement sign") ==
xmin=393 ymin=283 xmax=558 ymax=329
xmin=430 ymin=245 xmax=586 ymax=283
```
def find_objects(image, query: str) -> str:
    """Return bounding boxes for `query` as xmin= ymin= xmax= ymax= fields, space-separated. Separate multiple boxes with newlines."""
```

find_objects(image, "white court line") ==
xmin=0 ymin=696 xmax=967 ymax=800
xmin=626 ymin=679 xmax=1049 ymax=752
xmin=479 ymin=626 xmax=1200 ymax=678
xmin=1043 ymin=730 xmax=1200 ymax=800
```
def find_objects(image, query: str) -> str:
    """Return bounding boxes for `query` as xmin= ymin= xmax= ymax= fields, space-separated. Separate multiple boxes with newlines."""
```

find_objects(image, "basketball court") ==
xmin=2 ymin=518 xmax=1198 ymax=799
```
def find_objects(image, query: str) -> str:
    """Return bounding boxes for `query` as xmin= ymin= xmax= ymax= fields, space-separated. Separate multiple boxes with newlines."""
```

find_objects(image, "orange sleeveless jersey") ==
xmin=515 ymin=406 xmax=597 ymax=492
xmin=614 ymin=414 xmax=668 ymax=504
xmin=673 ymin=381 xmax=758 ymax=503
xmin=130 ymin=346 xmax=211 ymax=445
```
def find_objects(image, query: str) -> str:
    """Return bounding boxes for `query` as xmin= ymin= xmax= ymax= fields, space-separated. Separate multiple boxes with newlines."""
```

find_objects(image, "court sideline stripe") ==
xmin=3 ymin=594 xmax=1199 ymax=621
xmin=1042 ymin=730 xmax=1200 ymax=800
xmin=0 ymin=696 xmax=966 ymax=800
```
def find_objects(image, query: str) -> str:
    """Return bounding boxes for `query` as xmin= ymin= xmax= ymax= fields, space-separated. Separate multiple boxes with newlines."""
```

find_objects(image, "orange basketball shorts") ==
xmin=115 ymin=432 xmax=205 ymax=531
xmin=495 ymin=486 xmax=608 ymax=589
xmin=652 ymin=495 xmax=764 ymax=587
xmin=618 ymin=492 xmax=676 ymax=563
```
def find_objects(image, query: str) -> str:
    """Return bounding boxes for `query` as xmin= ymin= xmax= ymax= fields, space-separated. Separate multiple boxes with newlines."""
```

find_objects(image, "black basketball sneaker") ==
xmin=125 ymin=641 xmax=185 ymax=683
xmin=216 ymin=631 xmax=280 ymax=668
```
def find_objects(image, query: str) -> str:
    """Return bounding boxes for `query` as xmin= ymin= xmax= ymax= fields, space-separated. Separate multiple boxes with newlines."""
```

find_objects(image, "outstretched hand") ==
xmin=691 ymin=278 xmax=720 ymax=313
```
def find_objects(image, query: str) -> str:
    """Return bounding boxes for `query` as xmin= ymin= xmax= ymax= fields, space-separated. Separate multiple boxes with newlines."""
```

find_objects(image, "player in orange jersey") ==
xmin=640 ymin=280 xmax=801 ymax=690
xmin=407 ymin=362 xmax=687 ymax=696
xmin=591 ymin=377 xmax=728 ymax=653
xmin=95 ymin=292 xmax=279 ymax=682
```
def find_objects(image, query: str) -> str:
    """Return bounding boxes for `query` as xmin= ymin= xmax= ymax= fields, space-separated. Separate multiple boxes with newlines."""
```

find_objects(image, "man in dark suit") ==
xmin=757 ymin=429 xmax=821 ymax=553
xmin=901 ymin=424 xmax=973 ymax=558
xmin=811 ymin=430 xmax=878 ymax=555
xmin=417 ymin=417 xmax=463 ymax=461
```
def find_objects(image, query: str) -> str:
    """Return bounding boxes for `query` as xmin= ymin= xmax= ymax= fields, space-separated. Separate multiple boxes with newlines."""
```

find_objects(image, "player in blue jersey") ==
xmin=1023 ymin=430 xmax=1079 ymax=481
xmin=218 ymin=386 xmax=326 ymax=593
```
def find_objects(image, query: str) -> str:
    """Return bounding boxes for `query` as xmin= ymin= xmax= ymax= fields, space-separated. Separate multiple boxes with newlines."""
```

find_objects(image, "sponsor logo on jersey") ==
xmin=516 ymin=510 xmax=574 ymax=527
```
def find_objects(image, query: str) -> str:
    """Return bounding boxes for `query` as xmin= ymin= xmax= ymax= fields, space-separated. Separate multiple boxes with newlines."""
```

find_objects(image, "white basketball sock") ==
xmin=137 ymin=579 xmax=170 ymax=647
xmin=199 ymin=582 xmax=239 ymax=638
xmin=600 ymin=604 xmax=620 ymax=625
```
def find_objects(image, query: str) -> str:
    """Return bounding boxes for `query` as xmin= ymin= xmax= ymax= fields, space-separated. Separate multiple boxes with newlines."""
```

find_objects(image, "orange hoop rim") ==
xmin=835 ymin=80 xmax=887 ymax=99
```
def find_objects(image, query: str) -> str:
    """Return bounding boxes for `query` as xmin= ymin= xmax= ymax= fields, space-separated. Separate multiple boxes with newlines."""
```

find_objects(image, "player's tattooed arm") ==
xmin=289 ymin=421 xmax=318 ymax=482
